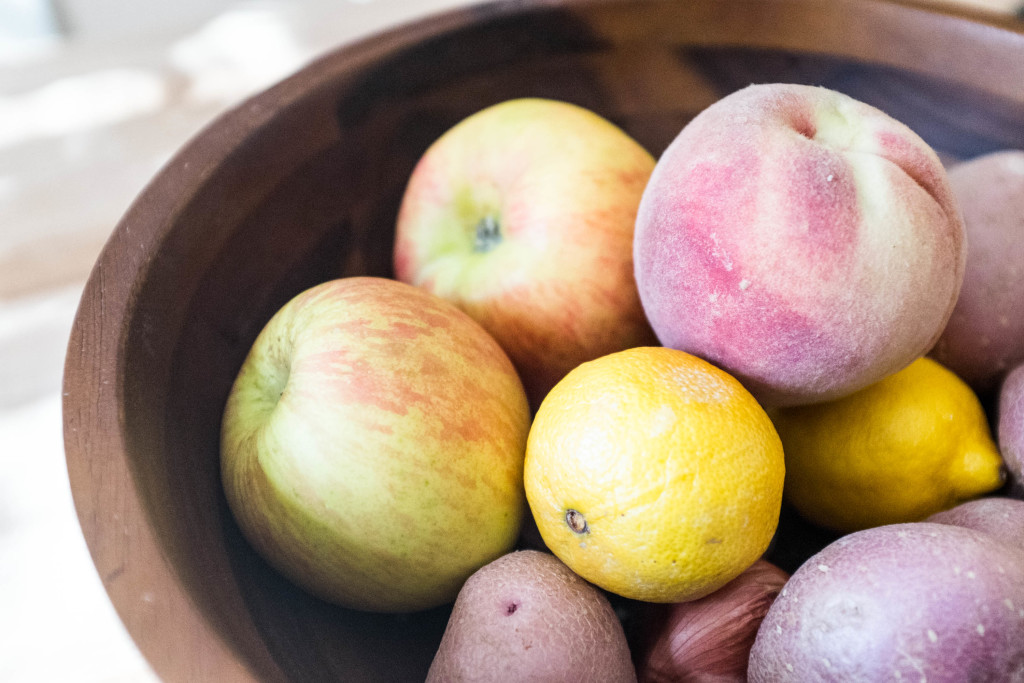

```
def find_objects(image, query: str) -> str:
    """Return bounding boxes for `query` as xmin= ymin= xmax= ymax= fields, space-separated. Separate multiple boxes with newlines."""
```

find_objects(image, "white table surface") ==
xmin=0 ymin=0 xmax=1019 ymax=681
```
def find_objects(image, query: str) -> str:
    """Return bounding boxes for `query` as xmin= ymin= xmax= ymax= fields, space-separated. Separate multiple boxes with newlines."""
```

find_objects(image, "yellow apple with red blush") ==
xmin=220 ymin=277 xmax=531 ymax=612
xmin=393 ymin=98 xmax=658 ymax=409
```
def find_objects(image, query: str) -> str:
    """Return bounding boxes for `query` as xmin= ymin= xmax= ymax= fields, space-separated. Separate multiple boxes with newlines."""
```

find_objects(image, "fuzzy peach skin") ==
xmin=931 ymin=150 xmax=1024 ymax=395
xmin=634 ymin=83 xmax=965 ymax=407
xmin=394 ymin=98 xmax=657 ymax=409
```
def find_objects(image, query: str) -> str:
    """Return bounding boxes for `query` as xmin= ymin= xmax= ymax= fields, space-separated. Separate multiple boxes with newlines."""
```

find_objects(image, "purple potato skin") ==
xmin=927 ymin=497 xmax=1024 ymax=548
xmin=999 ymin=364 xmax=1024 ymax=498
xmin=749 ymin=523 xmax=1024 ymax=683
xmin=931 ymin=150 xmax=1024 ymax=395
xmin=426 ymin=550 xmax=637 ymax=683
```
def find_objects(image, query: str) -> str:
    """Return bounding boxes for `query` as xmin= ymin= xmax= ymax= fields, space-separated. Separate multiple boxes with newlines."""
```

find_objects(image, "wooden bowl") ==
xmin=63 ymin=0 xmax=1024 ymax=680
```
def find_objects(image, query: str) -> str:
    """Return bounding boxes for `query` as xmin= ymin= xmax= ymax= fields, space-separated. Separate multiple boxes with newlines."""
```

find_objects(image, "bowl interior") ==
xmin=64 ymin=0 xmax=1024 ymax=680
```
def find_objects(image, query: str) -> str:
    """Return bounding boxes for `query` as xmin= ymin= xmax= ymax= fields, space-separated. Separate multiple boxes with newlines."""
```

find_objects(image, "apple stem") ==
xmin=473 ymin=215 xmax=502 ymax=253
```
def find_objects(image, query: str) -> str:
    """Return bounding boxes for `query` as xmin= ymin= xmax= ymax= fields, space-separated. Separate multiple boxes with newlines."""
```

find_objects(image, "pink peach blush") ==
xmin=634 ymin=83 xmax=965 ymax=407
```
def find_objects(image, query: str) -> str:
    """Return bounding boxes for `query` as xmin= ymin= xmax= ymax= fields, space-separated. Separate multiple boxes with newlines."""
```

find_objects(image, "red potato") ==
xmin=427 ymin=550 xmax=637 ymax=682
xmin=931 ymin=150 xmax=1024 ymax=395
xmin=999 ymin=363 xmax=1024 ymax=498
xmin=748 ymin=523 xmax=1024 ymax=682
xmin=927 ymin=496 xmax=1024 ymax=548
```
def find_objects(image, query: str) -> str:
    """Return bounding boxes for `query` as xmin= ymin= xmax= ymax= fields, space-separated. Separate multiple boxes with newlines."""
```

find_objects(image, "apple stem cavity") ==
xmin=272 ymin=360 xmax=290 ymax=403
xmin=473 ymin=215 xmax=502 ymax=253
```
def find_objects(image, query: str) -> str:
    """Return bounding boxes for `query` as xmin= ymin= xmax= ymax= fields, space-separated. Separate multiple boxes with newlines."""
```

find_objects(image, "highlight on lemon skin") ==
xmin=772 ymin=356 xmax=1006 ymax=533
xmin=523 ymin=346 xmax=786 ymax=604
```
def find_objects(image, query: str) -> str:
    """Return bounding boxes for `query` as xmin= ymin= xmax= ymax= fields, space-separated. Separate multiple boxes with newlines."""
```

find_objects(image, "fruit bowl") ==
xmin=63 ymin=0 xmax=1024 ymax=680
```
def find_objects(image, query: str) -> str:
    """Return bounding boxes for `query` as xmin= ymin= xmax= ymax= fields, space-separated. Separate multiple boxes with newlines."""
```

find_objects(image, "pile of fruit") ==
xmin=218 ymin=84 xmax=1024 ymax=681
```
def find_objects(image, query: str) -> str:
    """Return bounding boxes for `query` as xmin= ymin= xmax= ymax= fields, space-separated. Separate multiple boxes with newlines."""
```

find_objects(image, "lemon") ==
xmin=523 ymin=347 xmax=785 ymax=603
xmin=773 ymin=356 xmax=1006 ymax=532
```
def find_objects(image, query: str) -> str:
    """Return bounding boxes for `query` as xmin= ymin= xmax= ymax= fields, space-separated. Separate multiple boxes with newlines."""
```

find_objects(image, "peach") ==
xmin=930 ymin=150 xmax=1024 ymax=395
xmin=634 ymin=84 xmax=965 ymax=407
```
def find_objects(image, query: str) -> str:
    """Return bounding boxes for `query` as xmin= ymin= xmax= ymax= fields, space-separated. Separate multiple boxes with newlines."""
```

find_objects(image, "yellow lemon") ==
xmin=524 ymin=347 xmax=785 ymax=603
xmin=773 ymin=356 xmax=1006 ymax=532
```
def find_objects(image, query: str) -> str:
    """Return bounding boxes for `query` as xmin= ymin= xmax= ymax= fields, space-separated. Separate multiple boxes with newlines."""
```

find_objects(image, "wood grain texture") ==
xmin=62 ymin=0 xmax=1024 ymax=680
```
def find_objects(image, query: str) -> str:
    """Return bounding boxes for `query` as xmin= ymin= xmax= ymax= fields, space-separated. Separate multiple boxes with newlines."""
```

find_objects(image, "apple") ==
xmin=220 ymin=276 xmax=531 ymax=612
xmin=393 ymin=97 xmax=658 ymax=409
xmin=634 ymin=83 xmax=966 ymax=407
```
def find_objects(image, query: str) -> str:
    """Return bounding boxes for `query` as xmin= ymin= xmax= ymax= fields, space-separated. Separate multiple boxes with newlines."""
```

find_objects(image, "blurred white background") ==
xmin=0 ymin=0 xmax=1019 ymax=681
xmin=0 ymin=1 xmax=478 ymax=680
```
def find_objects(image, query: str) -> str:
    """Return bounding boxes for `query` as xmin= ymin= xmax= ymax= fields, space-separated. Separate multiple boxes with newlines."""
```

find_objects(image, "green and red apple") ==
xmin=393 ymin=98 xmax=657 ymax=408
xmin=220 ymin=277 xmax=531 ymax=612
